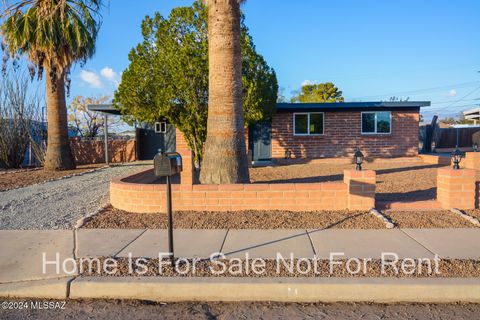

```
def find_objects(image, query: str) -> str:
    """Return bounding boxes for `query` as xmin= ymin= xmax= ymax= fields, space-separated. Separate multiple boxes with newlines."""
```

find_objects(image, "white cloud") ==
xmin=101 ymin=67 xmax=119 ymax=82
xmin=448 ymin=89 xmax=457 ymax=97
xmin=80 ymin=70 xmax=103 ymax=88
xmin=301 ymin=80 xmax=317 ymax=87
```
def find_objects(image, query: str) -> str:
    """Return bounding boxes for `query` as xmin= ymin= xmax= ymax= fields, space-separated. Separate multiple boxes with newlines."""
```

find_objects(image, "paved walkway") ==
xmin=1 ymin=228 xmax=479 ymax=284
xmin=0 ymin=163 xmax=150 ymax=230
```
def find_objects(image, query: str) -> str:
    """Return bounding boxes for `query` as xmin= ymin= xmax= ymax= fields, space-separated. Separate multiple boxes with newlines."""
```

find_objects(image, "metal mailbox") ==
xmin=154 ymin=150 xmax=183 ymax=177
xmin=153 ymin=149 xmax=183 ymax=267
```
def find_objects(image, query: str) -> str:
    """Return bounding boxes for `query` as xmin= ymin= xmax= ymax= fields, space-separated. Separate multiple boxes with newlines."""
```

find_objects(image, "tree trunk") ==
xmin=44 ymin=67 xmax=76 ymax=170
xmin=200 ymin=0 xmax=250 ymax=184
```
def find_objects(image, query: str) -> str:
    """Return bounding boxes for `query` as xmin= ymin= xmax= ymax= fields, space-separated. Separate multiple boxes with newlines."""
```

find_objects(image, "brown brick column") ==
xmin=176 ymin=129 xmax=194 ymax=185
xmin=343 ymin=170 xmax=376 ymax=210
xmin=464 ymin=152 xmax=480 ymax=170
xmin=437 ymin=168 xmax=475 ymax=209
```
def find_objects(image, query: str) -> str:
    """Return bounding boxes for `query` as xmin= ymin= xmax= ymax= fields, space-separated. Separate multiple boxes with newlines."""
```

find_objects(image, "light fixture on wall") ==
xmin=354 ymin=149 xmax=364 ymax=171
xmin=451 ymin=147 xmax=465 ymax=170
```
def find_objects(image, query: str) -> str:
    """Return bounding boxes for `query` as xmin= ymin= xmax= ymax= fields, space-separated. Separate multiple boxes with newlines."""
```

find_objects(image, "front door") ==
xmin=249 ymin=122 xmax=272 ymax=161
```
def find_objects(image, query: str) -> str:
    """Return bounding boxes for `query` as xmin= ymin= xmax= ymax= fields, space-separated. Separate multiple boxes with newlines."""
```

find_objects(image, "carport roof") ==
xmin=87 ymin=104 xmax=121 ymax=115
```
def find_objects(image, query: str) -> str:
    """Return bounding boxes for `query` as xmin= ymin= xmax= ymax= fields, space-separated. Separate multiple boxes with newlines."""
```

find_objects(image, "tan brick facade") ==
xmin=110 ymin=172 xmax=349 ymax=213
xmin=271 ymin=110 xmax=419 ymax=159
xmin=464 ymin=152 xmax=480 ymax=170
xmin=437 ymin=168 xmax=476 ymax=209
xmin=343 ymin=169 xmax=376 ymax=210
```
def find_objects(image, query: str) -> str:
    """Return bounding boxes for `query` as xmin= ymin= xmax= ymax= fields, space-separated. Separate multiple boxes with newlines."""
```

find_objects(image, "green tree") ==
xmin=1 ymin=0 xmax=103 ymax=170
xmin=114 ymin=0 xmax=277 ymax=165
xmin=291 ymin=82 xmax=344 ymax=103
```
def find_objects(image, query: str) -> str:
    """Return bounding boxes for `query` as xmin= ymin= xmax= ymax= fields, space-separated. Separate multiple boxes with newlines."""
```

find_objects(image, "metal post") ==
xmin=104 ymin=114 xmax=109 ymax=166
xmin=166 ymin=175 xmax=174 ymax=267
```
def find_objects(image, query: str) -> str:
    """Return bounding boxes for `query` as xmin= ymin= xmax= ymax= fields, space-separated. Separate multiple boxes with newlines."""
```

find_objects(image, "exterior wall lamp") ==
xmin=354 ymin=149 xmax=364 ymax=171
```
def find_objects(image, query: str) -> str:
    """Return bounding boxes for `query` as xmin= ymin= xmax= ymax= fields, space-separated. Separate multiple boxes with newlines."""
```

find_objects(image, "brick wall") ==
xmin=70 ymin=139 xmax=136 ymax=165
xmin=110 ymin=169 xmax=349 ymax=213
xmin=437 ymin=168 xmax=475 ymax=209
xmin=271 ymin=111 xmax=419 ymax=159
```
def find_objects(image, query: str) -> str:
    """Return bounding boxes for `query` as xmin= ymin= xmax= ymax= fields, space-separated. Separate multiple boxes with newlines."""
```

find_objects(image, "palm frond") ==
xmin=1 ymin=0 xmax=104 ymax=78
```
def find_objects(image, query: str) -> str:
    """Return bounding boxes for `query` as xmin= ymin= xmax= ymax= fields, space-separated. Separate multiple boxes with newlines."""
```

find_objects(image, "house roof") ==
xmin=89 ymin=101 xmax=431 ymax=116
xmin=463 ymin=107 xmax=480 ymax=120
xmin=276 ymin=101 xmax=430 ymax=112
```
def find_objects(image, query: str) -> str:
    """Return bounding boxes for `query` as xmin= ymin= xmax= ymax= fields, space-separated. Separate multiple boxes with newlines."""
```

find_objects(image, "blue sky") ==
xmin=70 ymin=0 xmax=480 ymax=121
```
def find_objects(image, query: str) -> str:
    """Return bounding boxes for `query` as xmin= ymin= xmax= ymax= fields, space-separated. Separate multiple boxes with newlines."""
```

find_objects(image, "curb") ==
xmin=68 ymin=277 xmax=480 ymax=303
xmin=0 ymin=278 xmax=72 ymax=299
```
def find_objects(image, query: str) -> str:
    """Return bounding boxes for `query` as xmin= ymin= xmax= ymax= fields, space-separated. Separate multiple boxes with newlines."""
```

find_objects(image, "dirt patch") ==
xmin=0 ymin=164 xmax=105 ymax=191
xmin=384 ymin=211 xmax=478 ymax=228
xmin=250 ymin=161 xmax=448 ymax=202
xmin=78 ymin=257 xmax=480 ymax=278
xmin=82 ymin=205 xmax=386 ymax=229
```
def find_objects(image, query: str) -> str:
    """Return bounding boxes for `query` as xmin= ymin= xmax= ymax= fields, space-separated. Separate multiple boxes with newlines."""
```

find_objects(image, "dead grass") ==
xmin=0 ymin=164 xmax=106 ymax=191
xmin=82 ymin=205 xmax=386 ymax=229
xmin=250 ymin=161 xmax=450 ymax=202
xmin=385 ymin=211 xmax=478 ymax=228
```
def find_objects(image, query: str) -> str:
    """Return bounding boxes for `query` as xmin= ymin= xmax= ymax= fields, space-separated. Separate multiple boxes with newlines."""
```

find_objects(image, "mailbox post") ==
xmin=154 ymin=150 xmax=183 ymax=267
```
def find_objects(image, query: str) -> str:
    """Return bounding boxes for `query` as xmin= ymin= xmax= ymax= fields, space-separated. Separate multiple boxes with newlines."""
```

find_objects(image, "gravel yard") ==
xmin=0 ymin=163 xmax=151 ymax=230
xmin=464 ymin=209 xmax=480 ymax=220
xmin=79 ymin=257 xmax=480 ymax=278
xmin=0 ymin=164 xmax=106 ymax=191
xmin=250 ymin=161 xmax=449 ymax=202
xmin=384 ymin=211 xmax=478 ymax=228
xmin=83 ymin=205 xmax=386 ymax=229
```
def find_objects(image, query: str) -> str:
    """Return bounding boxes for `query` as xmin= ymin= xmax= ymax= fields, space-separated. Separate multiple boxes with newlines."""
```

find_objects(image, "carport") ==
xmin=87 ymin=104 xmax=122 ymax=165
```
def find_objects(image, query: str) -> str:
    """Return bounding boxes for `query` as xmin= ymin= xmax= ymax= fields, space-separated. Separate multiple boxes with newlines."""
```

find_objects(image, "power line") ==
xmin=350 ymin=81 xmax=480 ymax=100
xmin=423 ymin=86 xmax=480 ymax=112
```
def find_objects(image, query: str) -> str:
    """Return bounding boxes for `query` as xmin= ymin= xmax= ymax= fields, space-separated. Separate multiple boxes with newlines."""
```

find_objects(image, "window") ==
xmin=154 ymin=121 xmax=167 ymax=133
xmin=294 ymin=113 xmax=324 ymax=135
xmin=361 ymin=112 xmax=391 ymax=134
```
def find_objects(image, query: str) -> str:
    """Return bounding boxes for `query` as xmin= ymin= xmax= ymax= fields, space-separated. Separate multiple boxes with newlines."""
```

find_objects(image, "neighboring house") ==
xmin=88 ymin=101 xmax=430 ymax=161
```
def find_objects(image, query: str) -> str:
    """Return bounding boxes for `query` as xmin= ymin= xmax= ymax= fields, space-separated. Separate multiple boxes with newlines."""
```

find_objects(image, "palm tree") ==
xmin=200 ymin=0 xmax=250 ymax=184
xmin=1 ymin=0 xmax=103 ymax=170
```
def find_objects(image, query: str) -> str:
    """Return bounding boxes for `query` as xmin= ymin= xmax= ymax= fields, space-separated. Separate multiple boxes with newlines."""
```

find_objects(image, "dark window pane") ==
xmin=294 ymin=114 xmax=308 ymax=134
xmin=362 ymin=113 xmax=375 ymax=133
xmin=310 ymin=113 xmax=324 ymax=134
xmin=377 ymin=112 xmax=391 ymax=133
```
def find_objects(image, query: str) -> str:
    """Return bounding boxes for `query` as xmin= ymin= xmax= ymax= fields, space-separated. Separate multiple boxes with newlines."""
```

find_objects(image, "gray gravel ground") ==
xmin=0 ymin=300 xmax=479 ymax=319
xmin=0 ymin=163 xmax=150 ymax=230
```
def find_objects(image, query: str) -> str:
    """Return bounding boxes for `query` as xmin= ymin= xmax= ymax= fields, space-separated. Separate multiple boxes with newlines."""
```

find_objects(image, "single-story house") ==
xmin=256 ymin=101 xmax=430 ymax=161
xmin=88 ymin=101 xmax=429 ymax=162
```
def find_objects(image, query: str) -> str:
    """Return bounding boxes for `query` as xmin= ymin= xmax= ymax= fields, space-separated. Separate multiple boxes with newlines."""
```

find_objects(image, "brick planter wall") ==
xmin=343 ymin=169 xmax=376 ymax=210
xmin=110 ymin=169 xmax=349 ymax=213
xmin=437 ymin=168 xmax=476 ymax=209
xmin=271 ymin=110 xmax=419 ymax=159
xmin=464 ymin=152 xmax=480 ymax=170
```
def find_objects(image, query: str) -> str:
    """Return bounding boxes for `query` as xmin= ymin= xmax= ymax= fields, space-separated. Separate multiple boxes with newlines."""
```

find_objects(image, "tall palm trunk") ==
xmin=44 ymin=67 xmax=76 ymax=170
xmin=200 ymin=0 xmax=250 ymax=184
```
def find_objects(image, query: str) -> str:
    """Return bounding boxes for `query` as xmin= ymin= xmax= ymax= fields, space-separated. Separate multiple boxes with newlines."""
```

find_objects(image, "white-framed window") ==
xmin=361 ymin=111 xmax=391 ymax=134
xmin=154 ymin=121 xmax=167 ymax=133
xmin=293 ymin=112 xmax=324 ymax=135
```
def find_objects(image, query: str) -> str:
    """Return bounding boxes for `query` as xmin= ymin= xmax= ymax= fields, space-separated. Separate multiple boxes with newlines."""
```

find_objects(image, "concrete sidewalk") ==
xmin=0 ymin=228 xmax=479 ymax=302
